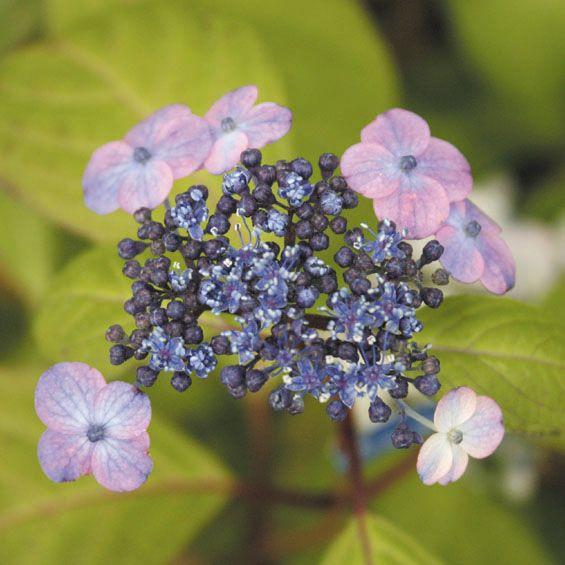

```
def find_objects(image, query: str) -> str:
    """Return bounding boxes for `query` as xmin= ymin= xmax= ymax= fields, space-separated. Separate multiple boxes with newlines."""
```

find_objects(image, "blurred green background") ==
xmin=0 ymin=0 xmax=563 ymax=563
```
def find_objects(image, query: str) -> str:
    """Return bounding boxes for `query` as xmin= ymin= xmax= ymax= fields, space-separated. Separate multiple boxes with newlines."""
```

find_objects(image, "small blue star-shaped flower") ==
xmin=143 ymin=327 xmax=186 ymax=372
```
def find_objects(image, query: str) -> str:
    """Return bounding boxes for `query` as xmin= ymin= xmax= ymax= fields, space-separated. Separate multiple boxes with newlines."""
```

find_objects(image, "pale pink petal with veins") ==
xmin=205 ymin=85 xmax=258 ymax=126
xmin=437 ymin=445 xmax=469 ymax=486
xmin=35 ymin=362 xmax=106 ymax=433
xmin=116 ymin=159 xmax=174 ymax=213
xmin=434 ymin=387 xmax=477 ymax=432
xmin=94 ymin=382 xmax=151 ymax=440
xmin=125 ymin=105 xmax=213 ymax=178
xmin=436 ymin=223 xmax=485 ymax=283
xmin=417 ymin=137 xmax=472 ymax=201
xmin=240 ymin=102 xmax=292 ymax=147
xmin=361 ymin=108 xmax=431 ymax=156
xmin=478 ymin=235 xmax=516 ymax=295
xmin=38 ymin=430 xmax=94 ymax=483
xmin=417 ymin=433 xmax=453 ymax=486
xmin=340 ymin=142 xmax=400 ymax=199
xmin=372 ymin=174 xmax=449 ymax=238
xmin=204 ymin=130 xmax=249 ymax=175
xmin=83 ymin=141 xmax=134 ymax=214
xmin=91 ymin=432 xmax=153 ymax=492
xmin=459 ymin=396 xmax=505 ymax=458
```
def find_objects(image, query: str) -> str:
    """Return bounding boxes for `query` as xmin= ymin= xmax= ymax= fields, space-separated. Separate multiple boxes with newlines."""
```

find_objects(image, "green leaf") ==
xmin=33 ymin=245 xmax=131 ymax=378
xmin=0 ymin=363 xmax=232 ymax=564
xmin=0 ymin=189 xmax=58 ymax=305
xmin=542 ymin=274 xmax=565 ymax=320
xmin=33 ymin=244 xmax=232 ymax=378
xmin=0 ymin=0 xmax=42 ymax=55
xmin=0 ymin=0 xmax=290 ymax=241
xmin=373 ymin=471 xmax=554 ymax=565
xmin=418 ymin=296 xmax=565 ymax=445
xmin=446 ymin=0 xmax=565 ymax=148
xmin=46 ymin=0 xmax=399 ymax=158
xmin=321 ymin=513 xmax=440 ymax=565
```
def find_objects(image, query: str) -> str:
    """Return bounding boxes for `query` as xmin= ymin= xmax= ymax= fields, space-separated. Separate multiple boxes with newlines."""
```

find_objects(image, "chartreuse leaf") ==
xmin=0 ymin=0 xmax=290 ymax=242
xmin=543 ymin=275 xmax=565 ymax=320
xmin=0 ymin=363 xmax=232 ymax=564
xmin=33 ymin=244 xmax=232 ymax=379
xmin=33 ymin=245 xmax=131 ymax=378
xmin=0 ymin=189 xmax=58 ymax=305
xmin=0 ymin=0 xmax=42 ymax=55
xmin=373 ymin=472 xmax=553 ymax=565
xmin=418 ymin=296 xmax=565 ymax=446
xmin=321 ymin=513 xmax=440 ymax=564
xmin=446 ymin=0 xmax=565 ymax=147
xmin=46 ymin=0 xmax=398 ymax=156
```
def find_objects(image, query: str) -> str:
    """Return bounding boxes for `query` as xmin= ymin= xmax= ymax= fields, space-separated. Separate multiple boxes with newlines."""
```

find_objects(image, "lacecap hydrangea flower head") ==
xmin=36 ymin=86 xmax=513 ymax=493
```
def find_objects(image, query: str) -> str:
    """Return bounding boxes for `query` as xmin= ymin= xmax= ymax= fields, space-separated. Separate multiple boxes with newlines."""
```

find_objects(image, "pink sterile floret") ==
xmin=436 ymin=199 xmax=516 ymax=294
xmin=83 ymin=104 xmax=212 ymax=214
xmin=203 ymin=85 xmax=292 ymax=174
xmin=417 ymin=387 xmax=504 ymax=486
xmin=35 ymin=362 xmax=153 ymax=492
xmin=341 ymin=108 xmax=472 ymax=238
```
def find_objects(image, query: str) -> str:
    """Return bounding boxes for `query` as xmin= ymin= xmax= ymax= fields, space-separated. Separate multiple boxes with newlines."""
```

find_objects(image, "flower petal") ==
xmin=434 ymin=387 xmax=477 ymax=432
xmin=204 ymin=130 xmax=249 ymax=174
xmin=459 ymin=395 xmax=504 ymax=458
xmin=361 ymin=108 xmax=430 ymax=156
xmin=138 ymin=113 xmax=212 ymax=179
xmin=340 ymin=142 xmax=400 ymax=199
xmin=372 ymin=174 xmax=449 ymax=238
xmin=83 ymin=141 xmax=134 ymax=214
xmin=437 ymin=444 xmax=469 ymax=485
xmin=117 ymin=158 xmax=174 ymax=213
xmin=91 ymin=433 xmax=153 ymax=492
xmin=436 ymin=224 xmax=485 ymax=283
xmin=446 ymin=199 xmax=501 ymax=235
xmin=93 ymin=382 xmax=151 ymax=440
xmin=205 ymin=85 xmax=258 ymax=126
xmin=35 ymin=362 xmax=106 ymax=433
xmin=125 ymin=104 xmax=189 ymax=146
xmin=38 ymin=430 xmax=93 ymax=483
xmin=417 ymin=433 xmax=453 ymax=486
xmin=239 ymin=102 xmax=292 ymax=147
xmin=124 ymin=105 xmax=213 ymax=178
xmin=417 ymin=137 xmax=472 ymax=201
xmin=478 ymin=235 xmax=516 ymax=295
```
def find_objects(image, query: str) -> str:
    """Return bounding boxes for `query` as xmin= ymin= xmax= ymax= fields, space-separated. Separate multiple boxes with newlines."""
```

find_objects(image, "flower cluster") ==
xmin=36 ymin=89 xmax=510 ymax=493
xmin=107 ymin=147 xmax=452 ymax=444
xmin=341 ymin=108 xmax=515 ymax=293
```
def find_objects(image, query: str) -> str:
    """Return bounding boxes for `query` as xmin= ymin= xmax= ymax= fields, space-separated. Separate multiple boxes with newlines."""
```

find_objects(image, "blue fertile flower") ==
xmin=327 ymin=289 xmax=377 ymax=342
xmin=327 ymin=365 xmax=358 ymax=408
xmin=198 ymin=264 xmax=252 ymax=314
xmin=359 ymin=220 xmax=405 ymax=264
xmin=170 ymin=195 xmax=209 ymax=240
xmin=357 ymin=362 xmax=398 ymax=403
xmin=278 ymin=172 xmax=314 ymax=207
xmin=284 ymin=356 xmax=331 ymax=400
xmin=223 ymin=318 xmax=262 ymax=364
xmin=143 ymin=327 xmax=186 ymax=372
xmin=374 ymin=282 xmax=422 ymax=336
xmin=187 ymin=343 xmax=217 ymax=378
